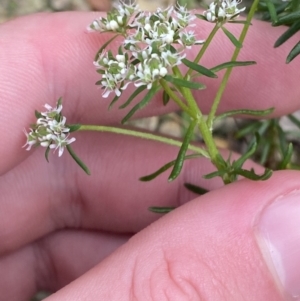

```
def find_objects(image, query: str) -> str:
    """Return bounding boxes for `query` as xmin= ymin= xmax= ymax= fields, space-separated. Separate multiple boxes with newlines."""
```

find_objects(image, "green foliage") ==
xmin=168 ymin=119 xmax=198 ymax=181
xmin=184 ymin=183 xmax=208 ymax=195
xmin=258 ymin=0 xmax=300 ymax=62
xmin=164 ymin=75 xmax=206 ymax=90
xmin=148 ymin=206 xmax=175 ymax=213
xmin=66 ymin=145 xmax=91 ymax=175
xmin=121 ymin=85 xmax=160 ymax=124
xmin=221 ymin=26 xmax=243 ymax=48
xmin=235 ymin=116 xmax=300 ymax=170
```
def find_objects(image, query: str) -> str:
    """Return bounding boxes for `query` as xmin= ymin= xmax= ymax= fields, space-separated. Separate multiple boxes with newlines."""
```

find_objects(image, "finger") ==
xmin=46 ymin=170 xmax=300 ymax=301
xmin=0 ymin=230 xmax=129 ymax=301
xmin=0 ymin=132 xmax=263 ymax=255
xmin=1 ymin=12 xmax=300 ymax=173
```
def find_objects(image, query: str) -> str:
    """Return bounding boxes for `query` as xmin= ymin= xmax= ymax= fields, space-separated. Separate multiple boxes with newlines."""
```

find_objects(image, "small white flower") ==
xmin=108 ymin=20 xmax=119 ymax=31
xmin=161 ymin=50 xmax=185 ymax=67
xmin=88 ymin=1 xmax=138 ymax=33
xmin=159 ymin=67 xmax=168 ymax=77
xmin=90 ymin=3 xmax=204 ymax=97
xmin=41 ymin=103 xmax=63 ymax=118
xmin=175 ymin=4 xmax=195 ymax=28
xmin=23 ymin=129 xmax=38 ymax=151
xmin=203 ymin=0 xmax=245 ymax=23
xmin=23 ymin=101 xmax=76 ymax=157
xmin=49 ymin=134 xmax=76 ymax=157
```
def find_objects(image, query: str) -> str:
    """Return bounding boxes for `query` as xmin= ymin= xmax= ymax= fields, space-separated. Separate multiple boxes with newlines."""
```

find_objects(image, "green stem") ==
xmin=172 ymin=66 xmax=221 ymax=164
xmin=78 ymin=125 xmax=209 ymax=158
xmin=159 ymin=79 xmax=195 ymax=116
xmin=206 ymin=0 xmax=260 ymax=129
xmin=185 ymin=23 xmax=219 ymax=78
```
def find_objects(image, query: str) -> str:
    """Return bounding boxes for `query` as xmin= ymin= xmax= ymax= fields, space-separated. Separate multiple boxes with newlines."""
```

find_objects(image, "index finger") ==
xmin=0 ymin=11 xmax=299 ymax=174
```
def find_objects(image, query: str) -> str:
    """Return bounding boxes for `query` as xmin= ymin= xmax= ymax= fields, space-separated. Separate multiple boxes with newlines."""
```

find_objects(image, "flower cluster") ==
xmin=203 ymin=0 xmax=246 ymax=23
xmin=89 ymin=2 xmax=204 ymax=98
xmin=88 ymin=1 xmax=136 ymax=33
xmin=23 ymin=100 xmax=75 ymax=157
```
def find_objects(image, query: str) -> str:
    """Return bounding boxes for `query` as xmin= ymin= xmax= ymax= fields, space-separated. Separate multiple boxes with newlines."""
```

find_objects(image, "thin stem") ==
xmin=169 ymin=64 xmax=221 ymax=165
xmin=172 ymin=66 xmax=221 ymax=164
xmin=206 ymin=0 xmax=260 ymax=129
xmin=185 ymin=24 xmax=219 ymax=78
xmin=78 ymin=125 xmax=210 ymax=158
xmin=159 ymin=79 xmax=196 ymax=117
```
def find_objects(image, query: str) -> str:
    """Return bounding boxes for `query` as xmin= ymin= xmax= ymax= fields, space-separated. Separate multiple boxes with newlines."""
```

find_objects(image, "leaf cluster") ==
xmin=258 ymin=0 xmax=300 ymax=62
xmin=235 ymin=116 xmax=300 ymax=170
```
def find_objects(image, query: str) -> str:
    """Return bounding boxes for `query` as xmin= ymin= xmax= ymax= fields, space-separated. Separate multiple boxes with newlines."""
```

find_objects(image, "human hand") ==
xmin=1 ymin=12 xmax=300 ymax=301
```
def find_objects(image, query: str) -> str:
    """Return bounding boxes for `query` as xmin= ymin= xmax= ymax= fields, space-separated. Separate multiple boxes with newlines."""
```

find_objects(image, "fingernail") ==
xmin=257 ymin=190 xmax=300 ymax=299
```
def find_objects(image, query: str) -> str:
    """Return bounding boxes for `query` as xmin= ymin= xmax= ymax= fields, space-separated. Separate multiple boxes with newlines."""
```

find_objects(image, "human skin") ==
xmin=0 ymin=11 xmax=300 ymax=301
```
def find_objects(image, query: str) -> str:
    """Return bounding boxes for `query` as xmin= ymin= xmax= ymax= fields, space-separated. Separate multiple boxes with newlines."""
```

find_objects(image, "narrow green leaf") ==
xmin=148 ymin=206 xmax=175 ymax=213
xmin=182 ymin=58 xmax=217 ymax=78
xmin=234 ymin=121 xmax=262 ymax=139
xmin=260 ymin=141 xmax=271 ymax=165
xmin=275 ymin=120 xmax=288 ymax=155
xmin=164 ymin=75 xmax=206 ymax=90
xmin=203 ymin=170 xmax=225 ymax=179
xmin=278 ymin=143 xmax=293 ymax=170
xmin=236 ymin=168 xmax=273 ymax=181
xmin=140 ymin=154 xmax=201 ymax=182
xmin=94 ymin=34 xmax=119 ymax=61
xmin=184 ymin=183 xmax=208 ymax=195
xmin=274 ymin=21 xmax=300 ymax=48
xmin=215 ymin=107 xmax=273 ymax=121
xmin=163 ymin=90 xmax=170 ymax=106
xmin=57 ymin=97 xmax=63 ymax=107
xmin=275 ymin=11 xmax=300 ymax=26
xmin=286 ymin=41 xmax=300 ymax=63
xmin=131 ymin=59 xmax=140 ymax=65
xmin=291 ymin=0 xmax=299 ymax=10
xmin=35 ymin=110 xmax=42 ymax=119
xmin=168 ymin=45 xmax=177 ymax=54
xmin=108 ymin=94 xmax=121 ymax=110
xmin=45 ymin=146 xmax=51 ymax=162
xmin=168 ymin=119 xmax=197 ymax=181
xmin=119 ymin=85 xmax=146 ymax=109
xmin=68 ymin=124 xmax=81 ymax=132
xmin=221 ymin=26 xmax=242 ymax=48
xmin=233 ymin=141 xmax=257 ymax=169
xmin=258 ymin=2 xmax=268 ymax=9
xmin=228 ymin=20 xmax=252 ymax=25
xmin=66 ymin=145 xmax=91 ymax=175
xmin=195 ymin=14 xmax=206 ymax=21
xmin=210 ymin=61 xmax=256 ymax=73
xmin=265 ymin=0 xmax=278 ymax=23
xmin=96 ymin=69 xmax=105 ymax=74
xmin=121 ymin=85 xmax=160 ymax=124
xmin=288 ymin=114 xmax=300 ymax=128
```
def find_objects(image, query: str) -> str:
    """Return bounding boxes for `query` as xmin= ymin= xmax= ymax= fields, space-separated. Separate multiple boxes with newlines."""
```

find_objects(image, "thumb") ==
xmin=47 ymin=170 xmax=300 ymax=301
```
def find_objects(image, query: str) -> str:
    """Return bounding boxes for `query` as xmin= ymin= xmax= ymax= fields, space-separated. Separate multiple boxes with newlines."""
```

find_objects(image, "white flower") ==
xmin=41 ymin=103 xmax=63 ymax=119
xmin=179 ymin=31 xmax=205 ymax=48
xmin=114 ymin=1 xmax=138 ymax=17
xmin=203 ymin=0 xmax=245 ymax=23
xmin=23 ymin=101 xmax=76 ymax=157
xmin=108 ymin=20 xmax=119 ymax=31
xmin=49 ymin=133 xmax=76 ymax=157
xmin=88 ymin=1 xmax=138 ymax=33
xmin=94 ymin=50 xmax=133 ymax=98
xmin=23 ymin=128 xmax=38 ymax=151
xmin=175 ymin=4 xmax=195 ymax=28
xmin=90 ymin=3 xmax=204 ymax=96
xmin=134 ymin=55 xmax=172 ymax=89
xmin=161 ymin=50 xmax=185 ymax=67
